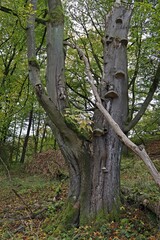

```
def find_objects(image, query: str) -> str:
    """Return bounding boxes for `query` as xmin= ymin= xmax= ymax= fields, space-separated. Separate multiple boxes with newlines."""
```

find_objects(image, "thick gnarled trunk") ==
xmin=26 ymin=0 xmax=159 ymax=228
xmin=26 ymin=0 xmax=132 ymax=226
xmin=26 ymin=0 xmax=160 ymax=228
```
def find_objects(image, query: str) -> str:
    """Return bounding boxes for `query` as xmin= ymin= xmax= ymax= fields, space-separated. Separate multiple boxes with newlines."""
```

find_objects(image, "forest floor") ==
xmin=0 ymin=144 xmax=160 ymax=240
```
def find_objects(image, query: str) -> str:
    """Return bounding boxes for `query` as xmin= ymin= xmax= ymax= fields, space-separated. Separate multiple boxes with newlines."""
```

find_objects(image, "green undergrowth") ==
xmin=121 ymin=156 xmax=160 ymax=201
xmin=0 ymin=155 xmax=159 ymax=239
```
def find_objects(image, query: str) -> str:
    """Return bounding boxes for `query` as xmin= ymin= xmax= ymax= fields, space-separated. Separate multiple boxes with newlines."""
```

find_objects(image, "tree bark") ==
xmin=90 ymin=3 xmax=132 ymax=218
xmin=46 ymin=0 xmax=66 ymax=112
xmin=64 ymin=2 xmax=133 ymax=223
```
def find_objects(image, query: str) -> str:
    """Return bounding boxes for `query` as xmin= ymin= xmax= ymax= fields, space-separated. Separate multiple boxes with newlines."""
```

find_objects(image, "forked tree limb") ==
xmin=67 ymin=42 xmax=160 ymax=188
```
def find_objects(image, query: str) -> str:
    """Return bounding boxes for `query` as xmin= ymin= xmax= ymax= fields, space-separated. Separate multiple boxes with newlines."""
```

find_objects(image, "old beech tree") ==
xmin=3 ymin=0 xmax=158 ymax=226
xmin=27 ymin=0 xmax=131 ymax=225
xmin=26 ymin=0 xmax=160 ymax=226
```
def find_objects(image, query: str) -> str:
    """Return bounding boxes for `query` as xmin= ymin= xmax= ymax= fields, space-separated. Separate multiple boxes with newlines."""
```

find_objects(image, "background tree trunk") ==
xmin=20 ymin=109 xmax=33 ymax=163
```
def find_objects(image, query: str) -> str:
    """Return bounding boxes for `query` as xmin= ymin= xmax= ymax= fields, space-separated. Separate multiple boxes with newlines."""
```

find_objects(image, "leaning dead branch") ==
xmin=66 ymin=42 xmax=160 ymax=188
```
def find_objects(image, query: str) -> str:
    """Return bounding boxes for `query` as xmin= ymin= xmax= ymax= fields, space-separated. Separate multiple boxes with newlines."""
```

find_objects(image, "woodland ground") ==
xmin=0 ymin=141 xmax=160 ymax=240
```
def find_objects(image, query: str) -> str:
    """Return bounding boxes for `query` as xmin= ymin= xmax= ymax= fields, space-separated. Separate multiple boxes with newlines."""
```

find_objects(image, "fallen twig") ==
xmin=0 ymin=207 xmax=48 ymax=223
xmin=12 ymin=188 xmax=33 ymax=216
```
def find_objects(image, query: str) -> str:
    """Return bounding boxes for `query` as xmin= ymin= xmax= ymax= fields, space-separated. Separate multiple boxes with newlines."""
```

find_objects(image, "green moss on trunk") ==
xmin=28 ymin=57 xmax=40 ymax=69
xmin=94 ymin=198 xmax=121 ymax=226
xmin=55 ymin=200 xmax=80 ymax=232
xmin=79 ymin=196 xmax=121 ymax=227
xmin=49 ymin=5 xmax=64 ymax=25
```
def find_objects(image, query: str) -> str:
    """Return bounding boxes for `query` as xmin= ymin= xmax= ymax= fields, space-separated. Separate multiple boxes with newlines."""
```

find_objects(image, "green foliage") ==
xmin=0 ymin=0 xmax=49 ymax=163
xmin=128 ymin=0 xmax=160 ymax=127
xmin=132 ymin=107 xmax=160 ymax=141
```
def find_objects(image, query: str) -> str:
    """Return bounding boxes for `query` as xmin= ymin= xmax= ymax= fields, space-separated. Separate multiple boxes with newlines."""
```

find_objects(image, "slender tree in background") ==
xmin=20 ymin=109 xmax=33 ymax=163
xmin=0 ymin=0 xmax=160 ymax=227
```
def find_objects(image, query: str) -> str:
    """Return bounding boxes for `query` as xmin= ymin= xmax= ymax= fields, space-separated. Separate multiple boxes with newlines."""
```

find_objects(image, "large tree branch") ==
xmin=71 ymin=43 xmax=160 ymax=188
xmin=46 ymin=0 xmax=67 ymax=112
xmin=26 ymin=0 xmax=81 ymax=145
